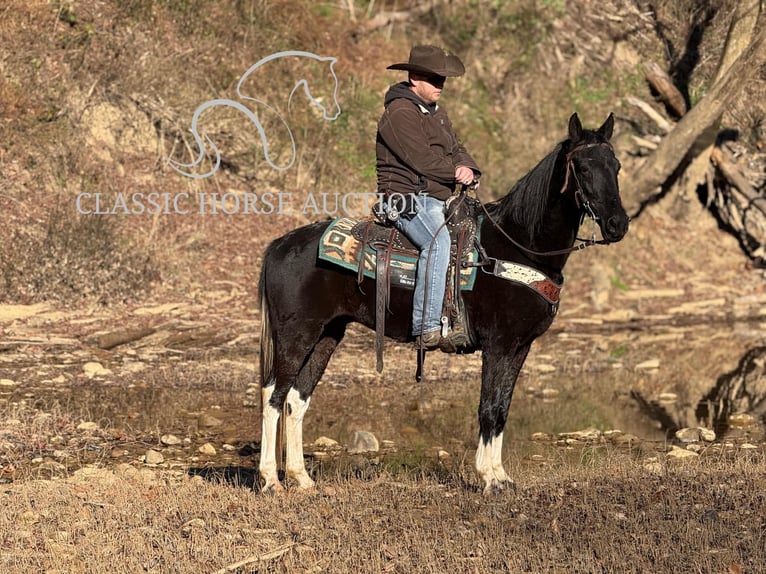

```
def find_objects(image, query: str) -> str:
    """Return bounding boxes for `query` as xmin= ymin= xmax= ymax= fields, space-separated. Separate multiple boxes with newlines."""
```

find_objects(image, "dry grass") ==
xmin=1 ymin=451 xmax=764 ymax=573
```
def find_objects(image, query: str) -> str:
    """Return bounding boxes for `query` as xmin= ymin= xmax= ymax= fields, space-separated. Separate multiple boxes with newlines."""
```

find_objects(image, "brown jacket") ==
xmin=376 ymin=82 xmax=481 ymax=201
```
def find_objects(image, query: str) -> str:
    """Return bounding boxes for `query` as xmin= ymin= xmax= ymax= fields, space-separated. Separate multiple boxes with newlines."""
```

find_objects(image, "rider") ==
xmin=376 ymin=45 xmax=481 ymax=350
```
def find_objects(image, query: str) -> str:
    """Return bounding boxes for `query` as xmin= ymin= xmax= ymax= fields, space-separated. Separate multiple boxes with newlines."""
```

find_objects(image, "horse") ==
xmin=257 ymin=113 xmax=629 ymax=494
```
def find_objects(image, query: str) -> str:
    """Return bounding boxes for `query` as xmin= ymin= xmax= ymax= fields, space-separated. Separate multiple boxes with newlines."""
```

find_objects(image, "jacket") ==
xmin=376 ymin=82 xmax=481 ymax=201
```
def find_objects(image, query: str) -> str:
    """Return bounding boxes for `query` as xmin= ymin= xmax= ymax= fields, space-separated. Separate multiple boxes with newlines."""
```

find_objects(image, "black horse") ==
xmin=258 ymin=113 xmax=629 ymax=494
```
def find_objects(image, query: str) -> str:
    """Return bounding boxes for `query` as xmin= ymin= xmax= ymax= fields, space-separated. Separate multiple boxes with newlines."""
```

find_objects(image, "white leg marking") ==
xmin=491 ymin=431 xmax=509 ymax=483
xmin=475 ymin=436 xmax=495 ymax=488
xmin=260 ymin=385 xmax=283 ymax=493
xmin=475 ymin=433 xmax=512 ymax=494
xmin=284 ymin=387 xmax=314 ymax=489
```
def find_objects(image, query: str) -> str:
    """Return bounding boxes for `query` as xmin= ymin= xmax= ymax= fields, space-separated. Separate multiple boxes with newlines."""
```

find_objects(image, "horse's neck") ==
xmin=492 ymin=156 xmax=580 ymax=272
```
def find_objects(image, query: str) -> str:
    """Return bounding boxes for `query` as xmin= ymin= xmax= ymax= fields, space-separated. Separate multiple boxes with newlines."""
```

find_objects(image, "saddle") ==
xmin=352 ymin=195 xmax=482 ymax=372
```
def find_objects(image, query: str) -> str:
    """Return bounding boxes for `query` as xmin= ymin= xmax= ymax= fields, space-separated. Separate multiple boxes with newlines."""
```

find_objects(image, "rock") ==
xmin=666 ymin=446 xmax=699 ymax=460
xmin=144 ymin=449 xmax=164 ymax=465
xmin=740 ymin=443 xmax=758 ymax=450
xmin=676 ymin=427 xmax=716 ymax=443
xmin=675 ymin=428 xmax=701 ymax=443
xmin=0 ymin=378 xmax=18 ymax=387
xmin=698 ymin=427 xmax=716 ymax=442
xmin=348 ymin=430 xmax=379 ymax=454
xmin=160 ymin=434 xmax=182 ymax=446
xmin=69 ymin=467 xmax=118 ymax=485
xmin=222 ymin=443 xmax=236 ymax=451
xmin=314 ymin=436 xmax=340 ymax=449
xmin=535 ymin=364 xmax=557 ymax=373
xmin=83 ymin=362 xmax=112 ymax=379
xmin=76 ymin=421 xmax=99 ymax=432
xmin=635 ymin=359 xmax=660 ymax=371
xmin=559 ymin=428 xmax=601 ymax=442
xmin=197 ymin=414 xmax=223 ymax=428
xmin=198 ymin=443 xmax=216 ymax=455
xmin=541 ymin=387 xmax=560 ymax=399
xmin=729 ymin=413 xmax=757 ymax=428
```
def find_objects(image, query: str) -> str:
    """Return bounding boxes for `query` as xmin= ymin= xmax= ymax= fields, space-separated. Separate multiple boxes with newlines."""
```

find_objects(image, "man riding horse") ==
xmin=375 ymin=45 xmax=481 ymax=351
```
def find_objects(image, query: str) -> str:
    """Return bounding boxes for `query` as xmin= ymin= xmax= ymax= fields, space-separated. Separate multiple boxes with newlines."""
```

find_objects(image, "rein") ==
xmin=473 ymin=141 xmax=612 ymax=259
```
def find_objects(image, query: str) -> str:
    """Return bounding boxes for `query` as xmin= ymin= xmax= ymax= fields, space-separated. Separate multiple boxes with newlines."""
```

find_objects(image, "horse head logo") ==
xmin=168 ymin=51 xmax=341 ymax=179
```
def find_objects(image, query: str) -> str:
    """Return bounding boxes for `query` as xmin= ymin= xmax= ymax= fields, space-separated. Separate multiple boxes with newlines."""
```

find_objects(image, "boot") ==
xmin=415 ymin=329 xmax=441 ymax=350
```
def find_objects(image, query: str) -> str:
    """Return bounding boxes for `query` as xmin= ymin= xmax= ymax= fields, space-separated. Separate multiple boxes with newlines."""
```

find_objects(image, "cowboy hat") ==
xmin=387 ymin=45 xmax=465 ymax=77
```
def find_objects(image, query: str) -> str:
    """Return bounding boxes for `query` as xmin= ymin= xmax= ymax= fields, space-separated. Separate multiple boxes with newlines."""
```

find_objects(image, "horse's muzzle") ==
xmin=602 ymin=214 xmax=629 ymax=243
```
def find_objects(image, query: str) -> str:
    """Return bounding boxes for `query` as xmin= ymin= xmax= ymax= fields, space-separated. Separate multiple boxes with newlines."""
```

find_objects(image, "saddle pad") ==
xmin=318 ymin=217 xmax=479 ymax=291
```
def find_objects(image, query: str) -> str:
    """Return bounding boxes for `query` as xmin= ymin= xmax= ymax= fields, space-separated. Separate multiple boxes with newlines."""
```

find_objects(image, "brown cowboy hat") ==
xmin=387 ymin=45 xmax=465 ymax=77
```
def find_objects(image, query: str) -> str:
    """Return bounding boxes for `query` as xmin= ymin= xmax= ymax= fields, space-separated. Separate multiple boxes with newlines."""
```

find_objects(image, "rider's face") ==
xmin=410 ymin=73 xmax=447 ymax=104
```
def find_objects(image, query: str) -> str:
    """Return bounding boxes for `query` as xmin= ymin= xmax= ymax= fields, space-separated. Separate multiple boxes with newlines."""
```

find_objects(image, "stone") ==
xmin=160 ymin=434 xmax=182 ymax=446
xmin=76 ymin=421 xmax=99 ymax=432
xmin=83 ymin=362 xmax=112 ymax=379
xmin=198 ymin=443 xmax=216 ymax=455
xmin=675 ymin=428 xmax=701 ymax=443
xmin=635 ymin=359 xmax=660 ymax=370
xmin=729 ymin=413 xmax=757 ymax=428
xmin=698 ymin=427 xmax=716 ymax=442
xmin=144 ymin=449 xmax=164 ymax=465
xmin=666 ymin=446 xmax=699 ymax=460
xmin=197 ymin=414 xmax=223 ymax=428
xmin=559 ymin=428 xmax=601 ymax=442
xmin=314 ymin=436 xmax=340 ymax=449
xmin=348 ymin=430 xmax=379 ymax=454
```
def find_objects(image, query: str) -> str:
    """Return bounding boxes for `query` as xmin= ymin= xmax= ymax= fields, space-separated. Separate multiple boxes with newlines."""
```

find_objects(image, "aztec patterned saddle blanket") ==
xmin=317 ymin=216 xmax=480 ymax=290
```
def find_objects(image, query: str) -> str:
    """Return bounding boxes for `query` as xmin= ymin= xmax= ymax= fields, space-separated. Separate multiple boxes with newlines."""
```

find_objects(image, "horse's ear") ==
xmin=597 ymin=112 xmax=615 ymax=140
xmin=568 ymin=113 xmax=583 ymax=142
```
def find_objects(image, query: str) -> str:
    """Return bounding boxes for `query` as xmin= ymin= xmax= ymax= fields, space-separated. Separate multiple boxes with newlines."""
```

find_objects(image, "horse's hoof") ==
xmin=482 ymin=478 xmax=516 ymax=497
xmin=260 ymin=480 xmax=285 ymax=496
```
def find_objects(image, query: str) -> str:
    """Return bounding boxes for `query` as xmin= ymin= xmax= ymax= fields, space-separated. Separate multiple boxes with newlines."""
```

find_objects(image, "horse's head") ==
xmin=563 ymin=113 xmax=629 ymax=243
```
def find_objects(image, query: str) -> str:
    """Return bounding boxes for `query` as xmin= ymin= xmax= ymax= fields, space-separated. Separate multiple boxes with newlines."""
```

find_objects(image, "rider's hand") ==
xmin=455 ymin=166 xmax=475 ymax=185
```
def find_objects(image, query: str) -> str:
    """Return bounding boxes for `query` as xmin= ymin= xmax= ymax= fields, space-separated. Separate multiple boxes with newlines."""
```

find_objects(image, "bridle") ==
xmin=474 ymin=141 xmax=615 ymax=258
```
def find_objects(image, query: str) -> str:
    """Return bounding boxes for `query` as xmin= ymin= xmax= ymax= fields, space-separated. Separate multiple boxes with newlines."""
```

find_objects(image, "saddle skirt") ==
xmin=317 ymin=216 xmax=481 ymax=290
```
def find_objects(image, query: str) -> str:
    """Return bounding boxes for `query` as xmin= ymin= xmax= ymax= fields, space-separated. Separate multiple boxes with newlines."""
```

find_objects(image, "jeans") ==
xmin=393 ymin=194 xmax=450 ymax=336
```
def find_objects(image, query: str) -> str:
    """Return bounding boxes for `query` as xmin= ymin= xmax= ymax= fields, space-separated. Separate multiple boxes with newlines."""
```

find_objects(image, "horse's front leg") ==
xmin=476 ymin=344 xmax=530 ymax=495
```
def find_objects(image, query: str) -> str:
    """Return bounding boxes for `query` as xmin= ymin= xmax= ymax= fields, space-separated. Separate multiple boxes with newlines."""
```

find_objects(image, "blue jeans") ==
xmin=393 ymin=194 xmax=450 ymax=336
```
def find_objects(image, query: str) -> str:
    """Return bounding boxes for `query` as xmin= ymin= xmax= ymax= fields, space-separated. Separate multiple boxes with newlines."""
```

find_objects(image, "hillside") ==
xmin=0 ymin=0 xmax=763 ymax=306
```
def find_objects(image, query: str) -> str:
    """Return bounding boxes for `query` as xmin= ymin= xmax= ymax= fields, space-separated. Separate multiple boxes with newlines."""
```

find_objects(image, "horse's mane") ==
xmin=490 ymin=143 xmax=565 ymax=239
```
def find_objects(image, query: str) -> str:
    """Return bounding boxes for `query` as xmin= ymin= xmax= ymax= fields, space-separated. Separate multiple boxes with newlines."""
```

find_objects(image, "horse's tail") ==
xmin=259 ymin=252 xmax=275 ymax=389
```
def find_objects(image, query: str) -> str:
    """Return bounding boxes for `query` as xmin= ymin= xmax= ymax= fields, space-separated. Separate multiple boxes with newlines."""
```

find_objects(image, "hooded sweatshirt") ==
xmin=376 ymin=82 xmax=481 ymax=201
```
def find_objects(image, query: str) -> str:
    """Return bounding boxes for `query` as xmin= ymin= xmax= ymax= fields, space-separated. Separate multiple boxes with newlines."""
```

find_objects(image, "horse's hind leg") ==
xmin=283 ymin=321 xmax=346 ymax=489
xmin=260 ymin=313 xmax=346 ymax=493
xmin=476 ymin=344 xmax=530 ymax=495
